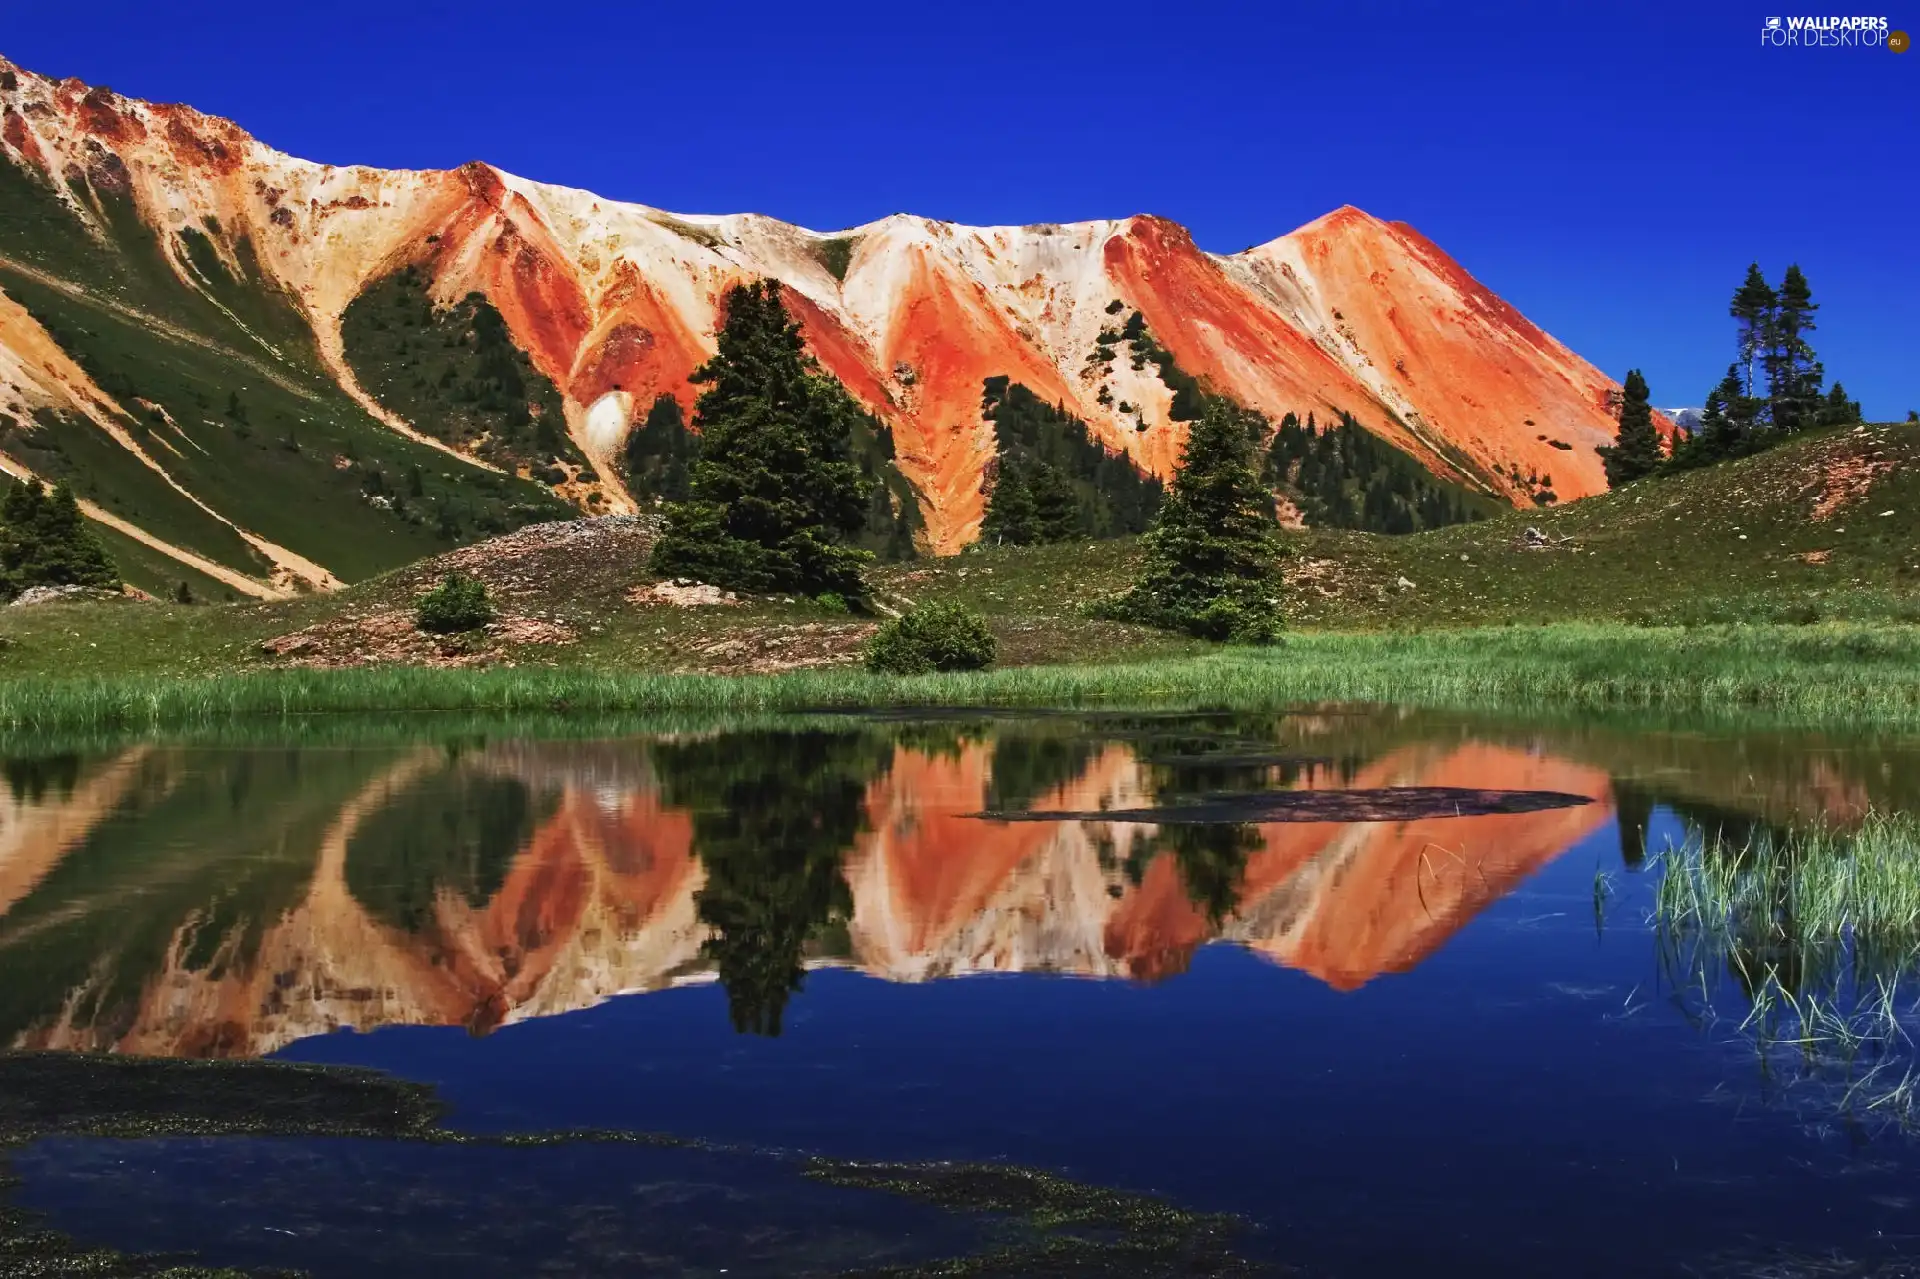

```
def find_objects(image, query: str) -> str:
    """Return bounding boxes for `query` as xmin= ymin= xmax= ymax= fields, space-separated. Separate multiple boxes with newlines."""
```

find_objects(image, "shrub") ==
xmin=415 ymin=571 xmax=494 ymax=633
xmin=865 ymin=603 xmax=997 ymax=675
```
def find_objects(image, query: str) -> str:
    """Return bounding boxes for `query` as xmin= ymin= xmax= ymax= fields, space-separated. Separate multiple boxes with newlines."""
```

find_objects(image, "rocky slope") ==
xmin=0 ymin=54 xmax=1653 ymax=563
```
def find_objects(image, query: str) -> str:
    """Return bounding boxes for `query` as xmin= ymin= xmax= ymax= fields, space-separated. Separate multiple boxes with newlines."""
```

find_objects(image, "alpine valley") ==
xmin=0 ymin=54 xmax=1661 ymax=595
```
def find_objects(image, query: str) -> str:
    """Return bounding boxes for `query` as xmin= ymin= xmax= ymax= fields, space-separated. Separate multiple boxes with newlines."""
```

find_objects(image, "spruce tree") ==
xmin=1730 ymin=264 xmax=1776 ymax=399
xmin=1673 ymin=366 xmax=1749 ymax=469
xmin=981 ymin=458 xmax=1037 ymax=545
xmin=1767 ymin=265 xmax=1822 ymax=433
xmin=1816 ymin=382 xmax=1862 ymax=428
xmin=1028 ymin=460 xmax=1079 ymax=543
xmin=1100 ymin=397 xmax=1284 ymax=643
xmin=647 ymin=281 xmax=873 ymax=601
xmin=1597 ymin=369 xmax=1663 ymax=487
xmin=0 ymin=479 xmax=119 ymax=600
xmin=624 ymin=393 xmax=697 ymax=503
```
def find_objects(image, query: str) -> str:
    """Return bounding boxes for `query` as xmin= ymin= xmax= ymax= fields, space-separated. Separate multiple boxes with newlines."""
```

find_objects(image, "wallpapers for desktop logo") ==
xmin=1759 ymin=14 xmax=1904 ymax=47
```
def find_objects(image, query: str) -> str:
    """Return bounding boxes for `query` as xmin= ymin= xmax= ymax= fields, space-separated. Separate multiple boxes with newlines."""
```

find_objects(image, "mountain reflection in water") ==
xmin=0 ymin=710 xmax=1911 ymax=1059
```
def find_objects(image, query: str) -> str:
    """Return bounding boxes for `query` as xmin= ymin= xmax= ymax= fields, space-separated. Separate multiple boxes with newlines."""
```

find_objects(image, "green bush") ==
xmin=865 ymin=603 xmax=997 ymax=675
xmin=414 ymin=571 xmax=494 ymax=634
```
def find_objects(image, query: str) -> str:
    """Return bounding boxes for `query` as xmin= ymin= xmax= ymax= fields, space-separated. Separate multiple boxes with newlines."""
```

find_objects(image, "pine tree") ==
xmin=1730 ymin=264 xmax=1776 ymax=400
xmin=1767 ymin=265 xmax=1823 ymax=433
xmin=1028 ymin=460 xmax=1079 ymax=543
xmin=624 ymin=393 xmax=698 ymax=503
xmin=1597 ymin=369 xmax=1663 ymax=487
xmin=1673 ymin=365 xmax=1750 ymax=469
xmin=981 ymin=458 xmax=1038 ymax=545
xmin=1099 ymin=398 xmax=1285 ymax=643
xmin=1815 ymin=381 xmax=1862 ymax=428
xmin=647 ymin=281 xmax=873 ymax=601
xmin=0 ymin=479 xmax=119 ymax=600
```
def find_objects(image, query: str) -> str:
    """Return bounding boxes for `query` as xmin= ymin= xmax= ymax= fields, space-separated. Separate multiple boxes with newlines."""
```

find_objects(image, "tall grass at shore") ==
xmin=0 ymin=622 xmax=1916 ymax=735
xmin=1655 ymin=812 xmax=1920 ymax=1130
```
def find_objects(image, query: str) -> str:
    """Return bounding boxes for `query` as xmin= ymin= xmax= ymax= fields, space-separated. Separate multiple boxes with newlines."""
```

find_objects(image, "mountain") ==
xmin=0 ymin=55 xmax=1653 ymax=589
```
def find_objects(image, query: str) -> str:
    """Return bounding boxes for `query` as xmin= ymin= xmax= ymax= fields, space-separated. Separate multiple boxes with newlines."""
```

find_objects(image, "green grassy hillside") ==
xmin=0 ymin=149 xmax=572 ymax=593
xmin=0 ymin=422 xmax=1910 ymax=687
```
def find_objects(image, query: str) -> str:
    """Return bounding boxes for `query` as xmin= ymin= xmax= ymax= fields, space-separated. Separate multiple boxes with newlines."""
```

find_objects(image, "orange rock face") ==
xmin=0 ymin=53 xmax=1656 ymax=545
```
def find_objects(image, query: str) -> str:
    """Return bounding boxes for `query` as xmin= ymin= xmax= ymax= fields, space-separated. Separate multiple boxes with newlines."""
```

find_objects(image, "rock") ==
xmin=1522 ymin=526 xmax=1548 ymax=547
xmin=260 ymin=633 xmax=318 ymax=657
xmin=628 ymin=581 xmax=744 ymax=608
xmin=9 ymin=584 xmax=120 ymax=607
xmin=893 ymin=361 xmax=916 ymax=386
xmin=1395 ymin=576 xmax=1417 ymax=591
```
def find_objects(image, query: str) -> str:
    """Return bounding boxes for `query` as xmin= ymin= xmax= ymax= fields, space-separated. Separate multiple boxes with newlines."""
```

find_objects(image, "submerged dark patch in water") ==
xmin=973 ymin=785 xmax=1596 ymax=825
xmin=1142 ymin=753 xmax=1338 ymax=769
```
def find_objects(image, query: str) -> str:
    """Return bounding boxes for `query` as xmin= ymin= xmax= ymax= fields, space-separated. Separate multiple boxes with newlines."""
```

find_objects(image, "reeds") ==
xmin=1654 ymin=813 xmax=1920 ymax=1131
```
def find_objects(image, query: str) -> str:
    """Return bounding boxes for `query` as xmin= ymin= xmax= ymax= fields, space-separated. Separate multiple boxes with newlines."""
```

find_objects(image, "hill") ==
xmin=0 ymin=53 xmax=1657 ymax=585
xmin=0 ymin=422 xmax=1910 ymax=683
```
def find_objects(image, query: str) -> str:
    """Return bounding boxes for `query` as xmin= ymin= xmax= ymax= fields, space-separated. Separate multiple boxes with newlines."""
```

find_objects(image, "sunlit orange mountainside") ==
xmin=0 ymin=55 xmax=1654 ymax=559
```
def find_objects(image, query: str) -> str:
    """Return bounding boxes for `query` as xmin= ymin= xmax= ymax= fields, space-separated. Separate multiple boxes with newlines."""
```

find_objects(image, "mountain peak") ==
xmin=0 ymin=53 xmax=1645 ymax=571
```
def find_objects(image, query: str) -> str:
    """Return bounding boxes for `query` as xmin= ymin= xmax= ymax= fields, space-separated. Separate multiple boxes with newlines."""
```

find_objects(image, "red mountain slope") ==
xmin=0 ymin=56 xmax=1655 ymax=555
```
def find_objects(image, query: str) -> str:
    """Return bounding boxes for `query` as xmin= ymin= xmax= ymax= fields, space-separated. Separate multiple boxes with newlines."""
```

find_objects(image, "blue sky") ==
xmin=6 ymin=0 xmax=1915 ymax=417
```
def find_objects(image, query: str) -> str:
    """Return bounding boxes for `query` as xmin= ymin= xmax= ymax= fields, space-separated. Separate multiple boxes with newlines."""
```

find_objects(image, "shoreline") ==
xmin=1 ymin=621 xmax=1915 ymax=736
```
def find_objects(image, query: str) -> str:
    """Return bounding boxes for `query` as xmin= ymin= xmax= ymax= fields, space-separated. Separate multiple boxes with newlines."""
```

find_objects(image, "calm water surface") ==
xmin=2 ymin=707 xmax=1918 ymax=1276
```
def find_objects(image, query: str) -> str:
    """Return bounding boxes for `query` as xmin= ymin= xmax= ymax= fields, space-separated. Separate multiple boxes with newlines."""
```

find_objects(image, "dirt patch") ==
xmin=669 ymin=622 xmax=875 ymax=675
xmin=1811 ymin=442 xmax=1897 ymax=521
xmin=1282 ymin=556 xmax=1346 ymax=598
xmin=261 ymin=609 xmax=575 ymax=668
xmin=1797 ymin=549 xmax=1832 ymax=565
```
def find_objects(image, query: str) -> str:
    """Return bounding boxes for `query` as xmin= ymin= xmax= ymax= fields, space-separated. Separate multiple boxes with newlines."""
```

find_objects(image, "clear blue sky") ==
xmin=7 ymin=0 xmax=1915 ymax=417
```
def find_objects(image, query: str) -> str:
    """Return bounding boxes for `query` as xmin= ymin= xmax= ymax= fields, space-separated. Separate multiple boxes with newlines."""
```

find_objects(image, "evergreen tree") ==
xmin=1672 ymin=365 xmax=1750 ymax=469
xmin=1815 ymin=382 xmax=1862 ymax=428
xmin=1730 ymin=264 xmax=1776 ymax=399
xmin=1597 ymin=369 xmax=1663 ymax=487
xmin=1767 ymin=265 xmax=1822 ymax=433
xmin=648 ymin=281 xmax=873 ymax=602
xmin=623 ymin=393 xmax=698 ymax=503
xmin=981 ymin=458 xmax=1038 ymax=545
xmin=1028 ymin=460 xmax=1079 ymax=543
xmin=977 ymin=378 xmax=1160 ymax=540
xmin=0 ymin=479 xmax=119 ymax=600
xmin=1099 ymin=397 xmax=1285 ymax=643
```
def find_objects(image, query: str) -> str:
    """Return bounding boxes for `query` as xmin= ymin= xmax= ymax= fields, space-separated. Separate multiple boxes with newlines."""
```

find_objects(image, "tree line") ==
xmin=1601 ymin=264 xmax=1865 ymax=487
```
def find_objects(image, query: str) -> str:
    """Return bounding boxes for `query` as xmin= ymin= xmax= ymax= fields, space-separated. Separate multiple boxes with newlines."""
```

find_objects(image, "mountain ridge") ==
xmin=0 ymin=53 xmax=1655 ymax=572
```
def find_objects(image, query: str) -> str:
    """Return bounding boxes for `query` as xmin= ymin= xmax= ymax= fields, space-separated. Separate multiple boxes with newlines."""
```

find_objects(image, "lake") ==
xmin=2 ymin=707 xmax=1918 ymax=1277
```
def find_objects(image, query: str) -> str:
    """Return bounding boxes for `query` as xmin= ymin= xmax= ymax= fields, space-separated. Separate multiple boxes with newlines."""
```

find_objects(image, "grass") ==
xmin=0 ymin=622 xmax=1916 ymax=734
xmin=1654 ymin=812 xmax=1920 ymax=1133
